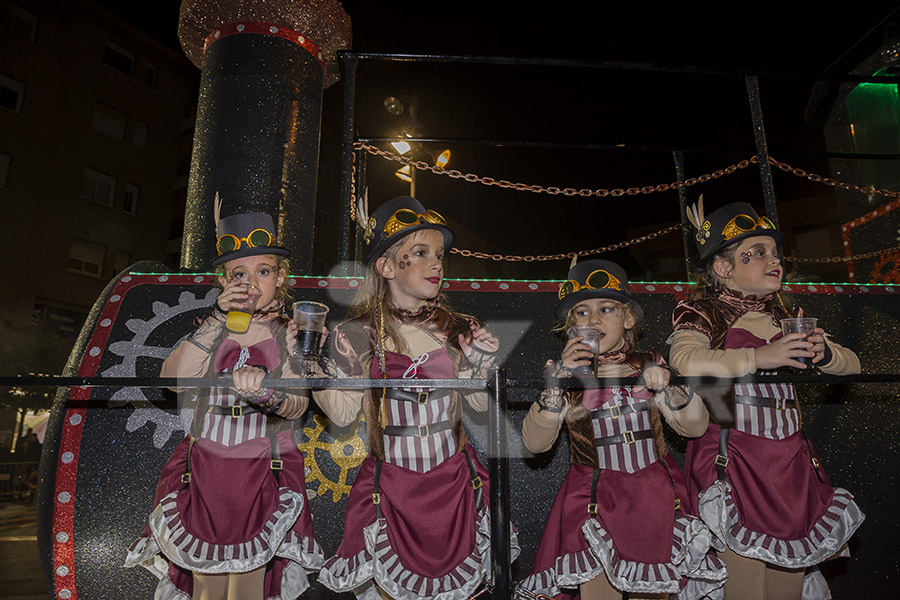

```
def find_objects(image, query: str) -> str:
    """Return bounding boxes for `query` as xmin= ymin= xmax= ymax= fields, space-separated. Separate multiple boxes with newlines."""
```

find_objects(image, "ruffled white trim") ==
xmin=124 ymin=487 xmax=323 ymax=599
xmin=698 ymin=480 xmax=865 ymax=569
xmin=320 ymin=506 xmax=520 ymax=600
xmin=801 ymin=566 xmax=832 ymax=600
xmin=519 ymin=513 xmax=725 ymax=599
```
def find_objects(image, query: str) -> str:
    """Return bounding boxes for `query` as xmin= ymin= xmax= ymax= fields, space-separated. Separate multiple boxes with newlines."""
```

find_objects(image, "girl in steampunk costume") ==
xmin=669 ymin=199 xmax=864 ymax=600
xmin=314 ymin=196 xmax=518 ymax=599
xmin=125 ymin=204 xmax=323 ymax=600
xmin=519 ymin=259 xmax=726 ymax=600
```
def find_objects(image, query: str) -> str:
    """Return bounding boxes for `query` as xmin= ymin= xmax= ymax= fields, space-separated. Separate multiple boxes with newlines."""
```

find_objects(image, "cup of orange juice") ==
xmin=225 ymin=284 xmax=261 ymax=333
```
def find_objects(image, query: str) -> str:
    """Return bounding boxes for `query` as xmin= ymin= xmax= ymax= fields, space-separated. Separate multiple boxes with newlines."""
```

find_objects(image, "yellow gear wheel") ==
xmin=298 ymin=413 xmax=367 ymax=502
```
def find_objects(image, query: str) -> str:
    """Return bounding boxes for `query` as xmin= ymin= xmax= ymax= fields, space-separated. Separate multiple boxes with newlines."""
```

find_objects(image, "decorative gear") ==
xmin=869 ymin=249 xmax=900 ymax=284
xmin=298 ymin=413 xmax=367 ymax=502
xmin=105 ymin=289 xmax=219 ymax=448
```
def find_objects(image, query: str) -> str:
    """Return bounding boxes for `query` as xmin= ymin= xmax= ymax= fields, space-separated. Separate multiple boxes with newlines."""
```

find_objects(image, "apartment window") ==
xmin=0 ymin=1 xmax=37 ymax=42
xmin=141 ymin=62 xmax=157 ymax=89
xmin=123 ymin=183 xmax=139 ymax=215
xmin=92 ymin=102 xmax=127 ymax=141
xmin=0 ymin=73 xmax=25 ymax=113
xmin=132 ymin=120 xmax=148 ymax=150
xmin=111 ymin=250 xmax=131 ymax=276
xmin=102 ymin=41 xmax=134 ymax=76
xmin=0 ymin=152 xmax=9 ymax=188
xmin=68 ymin=239 xmax=105 ymax=277
xmin=82 ymin=168 xmax=115 ymax=206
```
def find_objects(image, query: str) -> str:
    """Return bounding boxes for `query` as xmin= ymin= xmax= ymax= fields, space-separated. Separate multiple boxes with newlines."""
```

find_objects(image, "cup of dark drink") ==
xmin=292 ymin=301 xmax=329 ymax=359
xmin=780 ymin=317 xmax=817 ymax=368
xmin=566 ymin=325 xmax=601 ymax=376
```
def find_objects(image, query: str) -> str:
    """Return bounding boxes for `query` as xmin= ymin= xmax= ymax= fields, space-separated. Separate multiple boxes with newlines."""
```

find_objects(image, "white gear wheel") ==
xmin=104 ymin=289 xmax=218 ymax=448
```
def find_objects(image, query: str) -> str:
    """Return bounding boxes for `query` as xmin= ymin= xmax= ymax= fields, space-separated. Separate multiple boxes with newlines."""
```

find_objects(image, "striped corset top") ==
xmin=375 ymin=348 xmax=458 ymax=473
xmin=725 ymin=326 xmax=800 ymax=440
xmin=584 ymin=383 xmax=656 ymax=474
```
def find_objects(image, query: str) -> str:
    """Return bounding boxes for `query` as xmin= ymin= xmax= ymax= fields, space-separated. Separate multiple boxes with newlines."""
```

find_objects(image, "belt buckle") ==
xmin=181 ymin=473 xmax=191 ymax=484
xmin=231 ymin=405 xmax=243 ymax=418
xmin=372 ymin=493 xmax=381 ymax=505
xmin=418 ymin=424 xmax=430 ymax=438
xmin=622 ymin=430 xmax=635 ymax=444
xmin=811 ymin=457 xmax=820 ymax=469
xmin=587 ymin=502 xmax=598 ymax=515
xmin=674 ymin=498 xmax=681 ymax=511
xmin=715 ymin=454 xmax=729 ymax=468
xmin=416 ymin=391 xmax=429 ymax=404
xmin=270 ymin=459 xmax=283 ymax=471
xmin=609 ymin=406 xmax=622 ymax=419
xmin=775 ymin=398 xmax=787 ymax=410
xmin=471 ymin=476 xmax=482 ymax=490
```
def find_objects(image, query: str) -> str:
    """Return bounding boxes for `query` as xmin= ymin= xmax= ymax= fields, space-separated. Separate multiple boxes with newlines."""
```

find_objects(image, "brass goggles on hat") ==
xmin=558 ymin=269 xmax=622 ymax=300
xmin=721 ymin=214 xmax=776 ymax=241
xmin=383 ymin=209 xmax=447 ymax=238
xmin=216 ymin=228 xmax=274 ymax=255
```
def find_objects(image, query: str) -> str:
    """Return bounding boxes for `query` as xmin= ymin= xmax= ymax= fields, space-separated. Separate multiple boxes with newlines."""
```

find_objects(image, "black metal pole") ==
xmin=354 ymin=147 xmax=367 ymax=275
xmin=673 ymin=151 xmax=694 ymax=278
xmin=338 ymin=51 xmax=358 ymax=274
xmin=745 ymin=75 xmax=779 ymax=227
xmin=488 ymin=367 xmax=511 ymax=598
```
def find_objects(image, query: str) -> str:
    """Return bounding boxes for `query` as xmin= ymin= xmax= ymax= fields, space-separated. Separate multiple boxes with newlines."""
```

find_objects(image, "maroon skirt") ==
xmin=124 ymin=429 xmax=323 ymax=599
xmin=520 ymin=456 xmax=725 ymax=599
xmin=320 ymin=443 xmax=518 ymax=600
xmin=684 ymin=424 xmax=864 ymax=568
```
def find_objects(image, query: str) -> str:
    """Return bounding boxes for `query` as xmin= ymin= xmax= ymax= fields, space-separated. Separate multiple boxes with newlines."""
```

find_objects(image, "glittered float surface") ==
xmin=178 ymin=0 xmax=351 ymax=87
xmin=43 ymin=275 xmax=900 ymax=598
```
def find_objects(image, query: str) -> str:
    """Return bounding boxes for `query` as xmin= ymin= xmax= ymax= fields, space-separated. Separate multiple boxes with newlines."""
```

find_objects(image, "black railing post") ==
xmin=673 ymin=150 xmax=694 ymax=278
xmin=745 ymin=75 xmax=779 ymax=228
xmin=488 ymin=367 xmax=511 ymax=598
xmin=337 ymin=51 xmax=358 ymax=274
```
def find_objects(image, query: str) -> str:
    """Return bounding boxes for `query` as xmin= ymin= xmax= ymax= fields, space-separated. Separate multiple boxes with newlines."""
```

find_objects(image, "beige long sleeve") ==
xmin=655 ymin=387 xmax=708 ymax=438
xmin=668 ymin=329 xmax=757 ymax=377
xmin=521 ymin=388 xmax=567 ymax=453
xmin=818 ymin=338 xmax=861 ymax=375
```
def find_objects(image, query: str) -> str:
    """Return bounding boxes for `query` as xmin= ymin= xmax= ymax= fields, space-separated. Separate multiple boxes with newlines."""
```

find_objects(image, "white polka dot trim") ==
xmin=69 ymin=414 xmax=82 ymax=426
xmin=121 ymin=276 xmax=131 ymax=282
xmin=110 ymin=295 xmax=121 ymax=302
xmin=100 ymin=319 xmax=111 ymax=327
xmin=194 ymin=275 xmax=205 ymax=283
xmin=61 ymin=452 xmax=74 ymax=464
xmin=645 ymin=285 xmax=656 ymax=291
xmin=528 ymin=283 xmax=538 ymax=290
xmin=674 ymin=285 xmax=683 ymax=292
xmin=317 ymin=279 xmax=327 ymax=287
xmin=887 ymin=287 xmax=895 ymax=293
xmin=237 ymin=24 xmax=245 ymax=31
xmin=860 ymin=286 xmax=869 ymax=293
xmin=299 ymin=35 xmax=306 ymax=43
xmin=58 ymin=492 xmax=71 ymax=503
xmin=214 ymin=30 xmax=221 ymax=38
xmin=56 ymin=566 xmax=69 ymax=577
xmin=269 ymin=26 xmax=278 ymax=33
xmin=470 ymin=282 xmax=481 ymax=289
xmin=59 ymin=589 xmax=72 ymax=599
xmin=88 ymin=347 xmax=101 ymax=357
xmin=835 ymin=286 xmax=843 ymax=292
xmin=349 ymin=279 xmax=359 ymax=287
xmin=807 ymin=285 xmax=817 ymax=292
xmin=56 ymin=532 xmax=68 ymax=543
xmin=499 ymin=283 xmax=509 ymax=290
xmin=442 ymin=282 xmax=450 ymax=288
xmin=158 ymin=275 xmax=168 ymax=282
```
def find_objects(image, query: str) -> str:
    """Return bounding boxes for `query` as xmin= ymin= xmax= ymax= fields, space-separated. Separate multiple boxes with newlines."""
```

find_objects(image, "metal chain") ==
xmin=353 ymin=142 xmax=900 ymax=263
xmin=350 ymin=150 xmax=357 ymax=222
xmin=767 ymin=157 xmax=900 ymax=199
xmin=354 ymin=142 xmax=756 ymax=197
xmin=786 ymin=246 xmax=900 ymax=264
xmin=450 ymin=225 xmax=682 ymax=262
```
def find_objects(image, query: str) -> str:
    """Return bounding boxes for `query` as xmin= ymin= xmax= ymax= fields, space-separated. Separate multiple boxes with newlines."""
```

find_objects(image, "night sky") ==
xmin=95 ymin=1 xmax=900 ymax=279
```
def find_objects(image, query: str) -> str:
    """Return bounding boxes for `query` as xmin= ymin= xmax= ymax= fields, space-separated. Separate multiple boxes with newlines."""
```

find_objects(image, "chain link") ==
xmin=352 ymin=142 xmax=900 ymax=263
xmin=354 ymin=142 xmax=756 ymax=198
xmin=449 ymin=225 xmax=682 ymax=262
xmin=767 ymin=157 xmax=900 ymax=199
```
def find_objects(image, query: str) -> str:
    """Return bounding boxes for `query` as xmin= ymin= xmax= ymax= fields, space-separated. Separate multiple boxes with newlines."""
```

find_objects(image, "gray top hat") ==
xmin=687 ymin=199 xmax=783 ymax=268
xmin=212 ymin=212 xmax=290 ymax=267
xmin=556 ymin=259 xmax=644 ymax=322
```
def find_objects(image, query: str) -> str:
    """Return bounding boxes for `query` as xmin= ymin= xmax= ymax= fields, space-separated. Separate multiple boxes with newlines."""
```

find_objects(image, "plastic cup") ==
xmin=780 ymin=317 xmax=817 ymax=368
xmin=293 ymin=301 xmax=330 ymax=359
xmin=225 ymin=284 xmax=261 ymax=333
xmin=566 ymin=325 xmax=601 ymax=376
